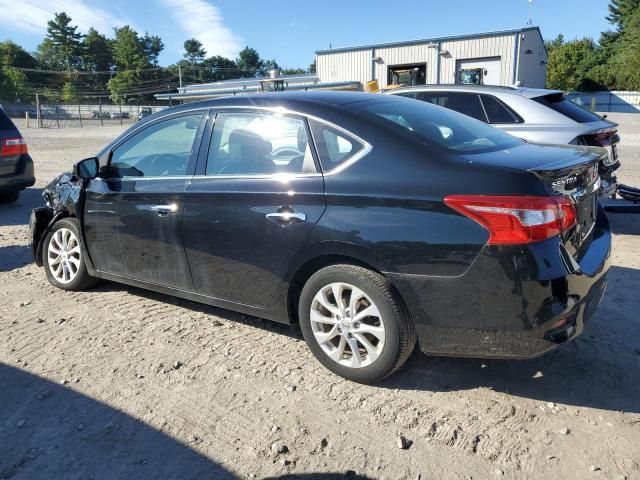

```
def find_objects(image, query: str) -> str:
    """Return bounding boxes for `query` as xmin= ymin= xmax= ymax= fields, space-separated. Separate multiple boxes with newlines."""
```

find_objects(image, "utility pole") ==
xmin=178 ymin=64 xmax=183 ymax=88
xmin=35 ymin=92 xmax=41 ymax=128
xmin=527 ymin=0 xmax=533 ymax=25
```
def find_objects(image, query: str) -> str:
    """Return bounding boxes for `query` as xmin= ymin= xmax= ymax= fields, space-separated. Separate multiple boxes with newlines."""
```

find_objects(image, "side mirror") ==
xmin=74 ymin=157 xmax=100 ymax=180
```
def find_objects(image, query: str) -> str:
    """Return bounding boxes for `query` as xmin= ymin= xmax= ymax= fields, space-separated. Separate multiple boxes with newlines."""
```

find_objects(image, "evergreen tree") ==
xmin=236 ymin=47 xmax=262 ymax=76
xmin=142 ymin=33 xmax=164 ymax=66
xmin=184 ymin=39 xmax=206 ymax=64
xmin=108 ymin=26 xmax=147 ymax=103
xmin=81 ymin=28 xmax=113 ymax=71
xmin=42 ymin=12 xmax=83 ymax=72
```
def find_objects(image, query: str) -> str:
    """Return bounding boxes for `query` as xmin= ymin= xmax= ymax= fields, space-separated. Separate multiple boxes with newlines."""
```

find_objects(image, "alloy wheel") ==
xmin=310 ymin=282 xmax=386 ymax=368
xmin=47 ymin=227 xmax=81 ymax=285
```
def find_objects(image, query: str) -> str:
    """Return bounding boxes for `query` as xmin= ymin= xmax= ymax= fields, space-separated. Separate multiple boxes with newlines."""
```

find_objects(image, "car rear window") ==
xmin=0 ymin=108 xmax=17 ymax=131
xmin=352 ymin=98 xmax=521 ymax=154
xmin=533 ymin=93 xmax=602 ymax=123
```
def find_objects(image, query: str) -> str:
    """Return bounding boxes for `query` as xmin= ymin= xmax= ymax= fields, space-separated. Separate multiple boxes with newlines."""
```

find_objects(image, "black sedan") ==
xmin=30 ymin=92 xmax=611 ymax=383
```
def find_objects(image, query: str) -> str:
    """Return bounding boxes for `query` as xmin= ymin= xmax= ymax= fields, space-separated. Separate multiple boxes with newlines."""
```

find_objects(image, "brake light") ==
xmin=444 ymin=195 xmax=577 ymax=245
xmin=1 ymin=137 xmax=28 ymax=156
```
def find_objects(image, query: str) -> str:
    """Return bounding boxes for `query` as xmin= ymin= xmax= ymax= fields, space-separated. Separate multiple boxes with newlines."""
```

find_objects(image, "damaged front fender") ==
xmin=29 ymin=171 xmax=83 ymax=266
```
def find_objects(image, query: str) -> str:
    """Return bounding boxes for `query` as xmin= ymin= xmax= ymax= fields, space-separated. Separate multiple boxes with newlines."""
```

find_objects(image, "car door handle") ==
xmin=266 ymin=212 xmax=306 ymax=223
xmin=150 ymin=204 xmax=178 ymax=216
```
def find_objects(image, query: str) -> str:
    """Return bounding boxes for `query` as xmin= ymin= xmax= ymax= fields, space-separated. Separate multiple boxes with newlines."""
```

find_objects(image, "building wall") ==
xmin=316 ymin=31 xmax=543 ymax=88
xmin=514 ymin=31 xmax=548 ymax=88
xmin=440 ymin=34 xmax=515 ymax=85
xmin=316 ymin=49 xmax=372 ymax=85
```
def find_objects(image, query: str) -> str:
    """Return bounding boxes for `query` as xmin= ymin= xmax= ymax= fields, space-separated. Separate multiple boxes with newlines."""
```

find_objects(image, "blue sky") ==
xmin=0 ymin=0 xmax=612 ymax=69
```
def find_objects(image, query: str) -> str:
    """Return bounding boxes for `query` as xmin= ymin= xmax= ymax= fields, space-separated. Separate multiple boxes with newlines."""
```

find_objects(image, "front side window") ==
xmin=419 ymin=92 xmax=487 ymax=122
xmin=351 ymin=98 xmax=521 ymax=154
xmin=206 ymin=112 xmax=316 ymax=175
xmin=309 ymin=120 xmax=364 ymax=171
xmin=109 ymin=113 xmax=204 ymax=177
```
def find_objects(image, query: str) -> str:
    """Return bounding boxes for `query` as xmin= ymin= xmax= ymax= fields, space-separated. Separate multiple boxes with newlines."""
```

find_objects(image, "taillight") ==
xmin=1 ymin=137 xmax=28 ymax=156
xmin=444 ymin=195 xmax=577 ymax=245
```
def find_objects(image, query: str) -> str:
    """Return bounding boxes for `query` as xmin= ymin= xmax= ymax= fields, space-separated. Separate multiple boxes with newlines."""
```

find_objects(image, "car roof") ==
xmin=387 ymin=85 xmax=562 ymax=99
xmin=165 ymin=91 xmax=382 ymax=113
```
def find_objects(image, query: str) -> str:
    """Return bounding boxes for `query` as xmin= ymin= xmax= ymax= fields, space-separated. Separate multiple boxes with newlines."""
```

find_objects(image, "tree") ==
xmin=546 ymin=38 xmax=601 ymax=91
xmin=108 ymin=26 xmax=147 ymax=103
xmin=236 ymin=47 xmax=262 ymax=76
xmin=142 ymin=33 xmax=164 ymax=66
xmin=282 ymin=68 xmax=306 ymax=75
xmin=184 ymin=38 xmax=206 ymax=64
xmin=607 ymin=0 xmax=640 ymax=30
xmin=61 ymin=81 xmax=79 ymax=103
xmin=0 ymin=41 xmax=38 ymax=102
xmin=81 ymin=28 xmax=113 ymax=71
xmin=42 ymin=12 xmax=83 ymax=72
xmin=201 ymin=55 xmax=240 ymax=81
xmin=309 ymin=60 xmax=316 ymax=74
xmin=261 ymin=59 xmax=279 ymax=75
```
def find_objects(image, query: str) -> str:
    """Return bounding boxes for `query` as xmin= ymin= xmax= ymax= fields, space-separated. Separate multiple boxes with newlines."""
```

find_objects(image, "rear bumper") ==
xmin=388 ymin=208 xmax=611 ymax=358
xmin=0 ymin=154 xmax=35 ymax=192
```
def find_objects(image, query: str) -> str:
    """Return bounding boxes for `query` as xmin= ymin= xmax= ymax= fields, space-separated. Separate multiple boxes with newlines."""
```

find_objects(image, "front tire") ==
xmin=43 ymin=218 xmax=98 ymax=291
xmin=298 ymin=264 xmax=416 ymax=383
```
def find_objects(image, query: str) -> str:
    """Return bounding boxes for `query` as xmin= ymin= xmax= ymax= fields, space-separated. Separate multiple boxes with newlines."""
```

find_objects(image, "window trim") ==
xmin=104 ymin=110 xmax=208 ymax=180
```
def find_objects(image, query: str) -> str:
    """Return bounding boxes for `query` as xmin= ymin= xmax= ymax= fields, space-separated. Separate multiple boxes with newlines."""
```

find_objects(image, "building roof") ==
xmin=315 ymin=26 xmax=543 ymax=55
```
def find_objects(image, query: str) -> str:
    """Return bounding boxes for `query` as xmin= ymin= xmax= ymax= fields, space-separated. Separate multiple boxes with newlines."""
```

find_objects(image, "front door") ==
xmin=84 ymin=111 xmax=207 ymax=290
xmin=183 ymin=110 xmax=325 ymax=307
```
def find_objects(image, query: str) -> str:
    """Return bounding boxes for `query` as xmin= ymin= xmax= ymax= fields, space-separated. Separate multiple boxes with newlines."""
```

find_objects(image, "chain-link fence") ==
xmin=2 ymin=102 xmax=168 ymax=128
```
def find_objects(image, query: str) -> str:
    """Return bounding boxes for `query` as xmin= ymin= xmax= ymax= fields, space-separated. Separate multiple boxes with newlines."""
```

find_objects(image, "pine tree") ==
xmin=184 ymin=39 xmax=206 ymax=64
xmin=44 ymin=12 xmax=83 ymax=72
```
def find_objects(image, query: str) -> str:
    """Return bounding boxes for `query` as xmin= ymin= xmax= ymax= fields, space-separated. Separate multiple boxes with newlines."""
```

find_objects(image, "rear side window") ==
xmin=310 ymin=120 xmax=365 ymax=171
xmin=393 ymin=92 xmax=419 ymax=99
xmin=0 ymin=109 xmax=17 ymax=131
xmin=533 ymin=93 xmax=602 ymax=123
xmin=206 ymin=112 xmax=316 ymax=175
xmin=419 ymin=92 xmax=487 ymax=122
xmin=480 ymin=95 xmax=522 ymax=124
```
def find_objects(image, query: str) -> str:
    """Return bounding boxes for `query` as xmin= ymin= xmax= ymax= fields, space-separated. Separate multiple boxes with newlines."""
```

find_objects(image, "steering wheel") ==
xmin=271 ymin=146 xmax=303 ymax=158
xmin=147 ymin=153 xmax=184 ymax=176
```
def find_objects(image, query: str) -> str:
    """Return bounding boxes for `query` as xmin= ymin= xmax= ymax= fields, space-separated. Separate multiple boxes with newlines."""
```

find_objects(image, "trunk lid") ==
xmin=460 ymin=143 xmax=604 ymax=258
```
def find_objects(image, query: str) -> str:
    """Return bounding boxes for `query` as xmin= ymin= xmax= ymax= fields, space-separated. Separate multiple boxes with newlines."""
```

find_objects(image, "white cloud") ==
xmin=0 ymin=0 xmax=133 ymax=36
xmin=161 ymin=0 xmax=242 ymax=59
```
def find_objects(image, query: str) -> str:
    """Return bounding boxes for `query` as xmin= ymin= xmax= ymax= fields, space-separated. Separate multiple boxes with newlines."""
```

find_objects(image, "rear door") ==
xmin=183 ymin=109 xmax=325 ymax=307
xmin=84 ymin=111 xmax=207 ymax=289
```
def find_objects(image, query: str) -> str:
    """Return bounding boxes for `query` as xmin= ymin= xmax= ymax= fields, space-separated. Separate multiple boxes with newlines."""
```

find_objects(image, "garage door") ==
xmin=456 ymin=57 xmax=502 ymax=86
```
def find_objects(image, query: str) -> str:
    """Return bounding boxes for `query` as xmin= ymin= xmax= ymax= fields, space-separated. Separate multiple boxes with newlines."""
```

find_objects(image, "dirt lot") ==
xmin=1 ymin=115 xmax=639 ymax=480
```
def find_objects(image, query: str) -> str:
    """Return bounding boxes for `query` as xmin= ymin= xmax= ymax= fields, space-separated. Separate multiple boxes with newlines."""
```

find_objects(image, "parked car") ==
xmin=138 ymin=107 xmax=153 ymax=121
xmin=30 ymin=92 xmax=611 ymax=383
xmin=0 ymin=108 xmax=35 ymax=202
xmin=90 ymin=110 xmax=111 ymax=119
xmin=110 ymin=111 xmax=130 ymax=119
xmin=386 ymin=86 xmax=621 ymax=198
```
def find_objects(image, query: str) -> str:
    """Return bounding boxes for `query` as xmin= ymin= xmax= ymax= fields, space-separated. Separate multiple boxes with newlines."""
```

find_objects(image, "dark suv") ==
xmin=0 ymin=108 xmax=35 ymax=202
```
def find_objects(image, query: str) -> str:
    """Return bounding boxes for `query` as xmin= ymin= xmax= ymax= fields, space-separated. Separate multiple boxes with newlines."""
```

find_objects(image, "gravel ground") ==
xmin=1 ymin=116 xmax=639 ymax=480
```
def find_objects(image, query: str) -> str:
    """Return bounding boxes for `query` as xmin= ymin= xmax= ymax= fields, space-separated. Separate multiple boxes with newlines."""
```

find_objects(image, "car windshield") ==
xmin=352 ymin=98 xmax=521 ymax=153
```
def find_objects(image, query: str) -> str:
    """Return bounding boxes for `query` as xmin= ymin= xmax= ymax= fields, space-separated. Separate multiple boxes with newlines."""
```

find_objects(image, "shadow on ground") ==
xmin=0 ymin=245 xmax=31 ymax=272
xmin=0 ymin=363 xmax=233 ymax=479
xmin=1 ymin=364 xmax=370 ymax=480
xmin=0 ymin=188 xmax=43 ymax=227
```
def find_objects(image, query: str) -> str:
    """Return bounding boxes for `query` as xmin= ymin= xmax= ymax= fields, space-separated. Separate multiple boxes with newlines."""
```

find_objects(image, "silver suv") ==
xmin=385 ymin=85 xmax=621 ymax=197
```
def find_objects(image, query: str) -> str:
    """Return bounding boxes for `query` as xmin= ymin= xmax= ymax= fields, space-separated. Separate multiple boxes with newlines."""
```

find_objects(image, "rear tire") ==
xmin=0 ymin=190 xmax=19 ymax=203
xmin=298 ymin=264 xmax=416 ymax=383
xmin=42 ymin=218 xmax=98 ymax=291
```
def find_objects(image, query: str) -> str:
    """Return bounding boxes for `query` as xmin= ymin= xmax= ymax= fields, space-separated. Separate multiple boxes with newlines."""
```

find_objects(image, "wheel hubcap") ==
xmin=47 ymin=227 xmax=81 ymax=284
xmin=310 ymin=282 xmax=385 ymax=369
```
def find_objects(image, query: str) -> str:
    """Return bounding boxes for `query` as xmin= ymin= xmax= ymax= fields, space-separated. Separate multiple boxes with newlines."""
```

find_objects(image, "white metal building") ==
xmin=315 ymin=27 xmax=548 ymax=89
